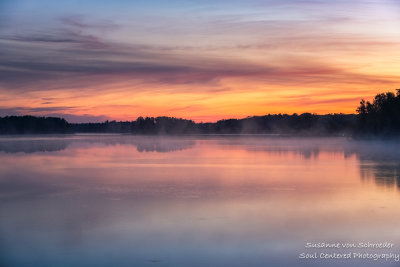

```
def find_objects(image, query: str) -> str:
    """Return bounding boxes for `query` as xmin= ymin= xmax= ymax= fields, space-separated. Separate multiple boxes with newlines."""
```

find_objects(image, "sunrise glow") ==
xmin=1 ymin=0 xmax=400 ymax=122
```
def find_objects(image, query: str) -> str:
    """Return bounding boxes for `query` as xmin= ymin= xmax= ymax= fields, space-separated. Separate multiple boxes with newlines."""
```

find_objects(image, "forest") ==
xmin=1 ymin=90 xmax=399 ymax=137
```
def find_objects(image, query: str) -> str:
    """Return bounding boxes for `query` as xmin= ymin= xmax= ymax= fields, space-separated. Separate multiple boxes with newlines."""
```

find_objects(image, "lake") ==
xmin=0 ymin=135 xmax=400 ymax=267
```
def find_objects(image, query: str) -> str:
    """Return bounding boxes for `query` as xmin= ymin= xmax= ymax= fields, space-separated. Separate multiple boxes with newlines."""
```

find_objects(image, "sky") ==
xmin=0 ymin=0 xmax=400 ymax=122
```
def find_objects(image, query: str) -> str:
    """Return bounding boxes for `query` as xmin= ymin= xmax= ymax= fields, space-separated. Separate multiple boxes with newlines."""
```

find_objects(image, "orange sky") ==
xmin=0 ymin=0 xmax=399 ymax=122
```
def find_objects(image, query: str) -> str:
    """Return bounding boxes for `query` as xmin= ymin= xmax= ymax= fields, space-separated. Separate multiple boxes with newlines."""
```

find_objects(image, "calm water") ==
xmin=1 ymin=135 xmax=400 ymax=267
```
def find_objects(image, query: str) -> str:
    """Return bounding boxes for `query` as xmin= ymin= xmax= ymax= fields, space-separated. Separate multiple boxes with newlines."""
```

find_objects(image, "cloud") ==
xmin=60 ymin=15 xmax=119 ymax=31
xmin=0 ymin=3 xmax=399 ymax=121
xmin=1 ymin=6 xmax=399 ymax=93
xmin=0 ymin=106 xmax=76 ymax=115
xmin=2 ymin=34 xmax=83 ymax=44
xmin=0 ymin=108 xmax=21 ymax=117
xmin=167 ymin=105 xmax=204 ymax=112
xmin=0 ymin=26 xmax=397 ymax=93
xmin=287 ymin=96 xmax=364 ymax=107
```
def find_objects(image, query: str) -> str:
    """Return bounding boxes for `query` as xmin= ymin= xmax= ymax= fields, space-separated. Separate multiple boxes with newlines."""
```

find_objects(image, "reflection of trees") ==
xmin=0 ymin=139 xmax=69 ymax=153
xmin=219 ymin=137 xmax=400 ymax=190
xmin=136 ymin=139 xmax=195 ymax=152
xmin=0 ymin=136 xmax=195 ymax=154
xmin=354 ymin=142 xmax=400 ymax=190
xmin=218 ymin=137 xmax=333 ymax=159
xmin=1 ymin=136 xmax=399 ymax=190
xmin=79 ymin=136 xmax=195 ymax=153
xmin=360 ymin=164 xmax=400 ymax=189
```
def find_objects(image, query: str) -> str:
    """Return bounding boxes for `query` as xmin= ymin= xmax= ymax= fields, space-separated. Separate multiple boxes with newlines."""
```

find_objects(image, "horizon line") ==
xmin=0 ymin=112 xmax=357 ymax=124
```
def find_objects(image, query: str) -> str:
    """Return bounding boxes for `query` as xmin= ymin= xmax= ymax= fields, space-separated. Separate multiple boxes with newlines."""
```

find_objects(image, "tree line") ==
xmin=356 ymin=89 xmax=400 ymax=136
xmin=0 ymin=114 xmax=355 ymax=135
xmin=1 ymin=90 xmax=399 ymax=136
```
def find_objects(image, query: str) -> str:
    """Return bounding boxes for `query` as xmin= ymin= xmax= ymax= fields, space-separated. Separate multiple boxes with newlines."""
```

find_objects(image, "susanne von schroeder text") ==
xmin=305 ymin=242 xmax=394 ymax=249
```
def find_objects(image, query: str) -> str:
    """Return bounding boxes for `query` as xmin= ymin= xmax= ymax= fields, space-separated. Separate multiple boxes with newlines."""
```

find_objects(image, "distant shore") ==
xmin=0 ymin=114 xmax=356 ymax=136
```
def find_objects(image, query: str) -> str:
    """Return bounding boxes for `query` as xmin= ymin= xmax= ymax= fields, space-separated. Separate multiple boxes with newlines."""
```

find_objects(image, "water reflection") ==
xmin=213 ymin=137 xmax=400 ymax=190
xmin=0 ymin=138 xmax=69 ymax=153
xmin=0 ymin=136 xmax=400 ymax=267
xmin=0 ymin=135 xmax=195 ymax=153
xmin=135 ymin=138 xmax=195 ymax=152
xmin=354 ymin=141 xmax=400 ymax=190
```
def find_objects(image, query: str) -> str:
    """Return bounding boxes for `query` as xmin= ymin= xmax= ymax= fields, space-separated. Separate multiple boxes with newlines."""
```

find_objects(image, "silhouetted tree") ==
xmin=356 ymin=89 xmax=400 ymax=136
xmin=0 ymin=116 xmax=68 ymax=134
xmin=1 ymin=114 xmax=357 ymax=136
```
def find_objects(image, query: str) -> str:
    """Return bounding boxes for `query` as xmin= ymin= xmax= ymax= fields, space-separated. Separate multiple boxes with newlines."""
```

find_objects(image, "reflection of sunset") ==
xmin=2 ymin=136 xmax=400 ymax=266
xmin=0 ymin=136 xmax=394 ymax=193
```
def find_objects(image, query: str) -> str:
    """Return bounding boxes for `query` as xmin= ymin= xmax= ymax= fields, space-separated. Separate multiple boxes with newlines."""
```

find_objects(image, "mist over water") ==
xmin=0 ymin=135 xmax=400 ymax=267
